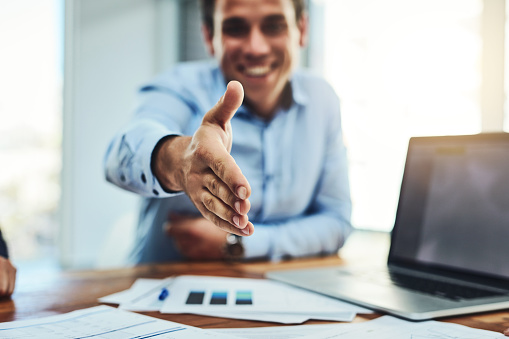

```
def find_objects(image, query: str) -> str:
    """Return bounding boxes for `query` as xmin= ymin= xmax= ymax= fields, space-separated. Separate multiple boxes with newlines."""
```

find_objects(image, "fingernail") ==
xmin=237 ymin=186 xmax=247 ymax=200
xmin=235 ymin=201 xmax=241 ymax=214
xmin=241 ymin=227 xmax=250 ymax=235
xmin=233 ymin=215 xmax=240 ymax=227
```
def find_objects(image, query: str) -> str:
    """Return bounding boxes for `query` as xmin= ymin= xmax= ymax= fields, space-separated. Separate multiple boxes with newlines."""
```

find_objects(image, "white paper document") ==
xmin=99 ymin=275 xmax=371 ymax=324
xmin=297 ymin=315 xmax=505 ymax=339
xmin=210 ymin=316 xmax=505 ymax=339
xmin=160 ymin=275 xmax=367 ymax=323
xmin=99 ymin=278 xmax=165 ymax=304
xmin=199 ymin=311 xmax=311 ymax=324
xmin=0 ymin=305 xmax=241 ymax=339
xmin=209 ymin=323 xmax=350 ymax=338
xmin=100 ymin=277 xmax=175 ymax=312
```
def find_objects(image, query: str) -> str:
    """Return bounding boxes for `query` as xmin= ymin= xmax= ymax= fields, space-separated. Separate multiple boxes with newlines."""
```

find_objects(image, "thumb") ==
xmin=204 ymin=80 xmax=244 ymax=127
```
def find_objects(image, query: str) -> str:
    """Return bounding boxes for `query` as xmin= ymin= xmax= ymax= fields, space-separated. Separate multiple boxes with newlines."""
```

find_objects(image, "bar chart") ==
xmin=161 ymin=275 xmax=363 ymax=323
xmin=184 ymin=290 xmax=253 ymax=306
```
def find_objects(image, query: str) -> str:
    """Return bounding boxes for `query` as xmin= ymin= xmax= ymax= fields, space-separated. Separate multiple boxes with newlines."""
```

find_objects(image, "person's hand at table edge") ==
xmin=0 ymin=256 xmax=16 ymax=297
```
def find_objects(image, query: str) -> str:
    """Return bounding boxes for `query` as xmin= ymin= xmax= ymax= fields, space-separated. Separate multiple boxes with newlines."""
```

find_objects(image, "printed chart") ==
xmin=185 ymin=290 xmax=253 ymax=306
xmin=160 ymin=275 xmax=361 ymax=317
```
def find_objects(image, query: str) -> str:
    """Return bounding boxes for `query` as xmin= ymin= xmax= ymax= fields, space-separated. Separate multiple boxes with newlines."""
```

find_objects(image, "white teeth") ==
xmin=244 ymin=66 xmax=271 ymax=76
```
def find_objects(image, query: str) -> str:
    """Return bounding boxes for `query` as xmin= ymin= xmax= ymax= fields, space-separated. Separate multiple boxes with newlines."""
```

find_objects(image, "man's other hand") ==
xmin=154 ymin=81 xmax=254 ymax=237
xmin=165 ymin=214 xmax=227 ymax=260
xmin=0 ymin=256 xmax=16 ymax=297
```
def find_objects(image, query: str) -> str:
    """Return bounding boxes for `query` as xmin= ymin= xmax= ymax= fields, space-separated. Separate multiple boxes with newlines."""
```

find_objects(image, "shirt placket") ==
xmin=260 ymin=112 xmax=284 ymax=220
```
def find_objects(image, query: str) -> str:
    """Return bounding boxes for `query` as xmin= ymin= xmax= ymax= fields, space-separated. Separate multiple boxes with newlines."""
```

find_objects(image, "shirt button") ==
xmin=152 ymin=189 xmax=159 ymax=196
xmin=141 ymin=173 xmax=147 ymax=183
xmin=120 ymin=174 xmax=126 ymax=182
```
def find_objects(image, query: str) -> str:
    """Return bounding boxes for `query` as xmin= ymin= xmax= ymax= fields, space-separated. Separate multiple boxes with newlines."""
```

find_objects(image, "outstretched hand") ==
xmin=0 ymin=256 xmax=16 ymax=297
xmin=154 ymin=81 xmax=254 ymax=237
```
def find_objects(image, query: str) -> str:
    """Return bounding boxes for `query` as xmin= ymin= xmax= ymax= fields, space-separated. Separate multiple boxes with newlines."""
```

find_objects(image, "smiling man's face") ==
xmin=204 ymin=0 xmax=307 ymax=116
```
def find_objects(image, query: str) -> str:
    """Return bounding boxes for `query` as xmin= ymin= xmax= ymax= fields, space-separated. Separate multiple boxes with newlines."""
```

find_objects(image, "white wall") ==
xmin=62 ymin=0 xmax=179 ymax=269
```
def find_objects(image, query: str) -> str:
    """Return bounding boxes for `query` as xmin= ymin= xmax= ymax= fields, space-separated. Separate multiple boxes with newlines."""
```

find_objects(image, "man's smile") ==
xmin=239 ymin=64 xmax=275 ymax=77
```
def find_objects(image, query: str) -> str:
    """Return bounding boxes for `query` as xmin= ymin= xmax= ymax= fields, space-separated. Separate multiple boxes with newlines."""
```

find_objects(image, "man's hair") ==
xmin=200 ymin=0 xmax=306 ymax=38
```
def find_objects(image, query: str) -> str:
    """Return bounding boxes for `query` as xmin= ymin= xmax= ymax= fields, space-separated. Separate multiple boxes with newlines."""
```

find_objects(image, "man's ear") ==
xmin=298 ymin=13 xmax=309 ymax=48
xmin=202 ymin=25 xmax=215 ymax=55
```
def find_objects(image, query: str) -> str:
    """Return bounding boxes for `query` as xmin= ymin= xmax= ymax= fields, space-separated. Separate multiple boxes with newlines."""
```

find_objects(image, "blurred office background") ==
xmin=0 ymin=0 xmax=507 ymax=270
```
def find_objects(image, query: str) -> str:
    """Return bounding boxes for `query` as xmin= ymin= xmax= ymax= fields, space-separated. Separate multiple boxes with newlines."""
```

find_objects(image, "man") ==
xmin=0 ymin=230 xmax=16 ymax=296
xmin=104 ymin=0 xmax=352 ymax=263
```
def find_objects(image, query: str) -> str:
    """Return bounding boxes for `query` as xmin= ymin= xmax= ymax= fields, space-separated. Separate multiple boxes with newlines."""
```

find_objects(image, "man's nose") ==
xmin=244 ymin=27 xmax=270 ymax=56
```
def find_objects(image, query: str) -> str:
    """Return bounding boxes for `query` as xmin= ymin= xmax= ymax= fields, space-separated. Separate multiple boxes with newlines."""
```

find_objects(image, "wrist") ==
xmin=152 ymin=135 xmax=190 ymax=192
xmin=223 ymin=233 xmax=245 ymax=261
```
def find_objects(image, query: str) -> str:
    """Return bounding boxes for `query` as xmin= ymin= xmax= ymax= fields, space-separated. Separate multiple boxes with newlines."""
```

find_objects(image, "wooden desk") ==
xmin=2 ymin=231 xmax=509 ymax=335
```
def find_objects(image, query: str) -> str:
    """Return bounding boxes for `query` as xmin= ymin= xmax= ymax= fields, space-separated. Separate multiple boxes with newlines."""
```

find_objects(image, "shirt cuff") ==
xmin=141 ymin=132 xmax=183 ymax=198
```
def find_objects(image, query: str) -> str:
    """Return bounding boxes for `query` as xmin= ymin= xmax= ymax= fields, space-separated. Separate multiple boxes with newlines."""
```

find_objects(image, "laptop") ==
xmin=267 ymin=133 xmax=509 ymax=320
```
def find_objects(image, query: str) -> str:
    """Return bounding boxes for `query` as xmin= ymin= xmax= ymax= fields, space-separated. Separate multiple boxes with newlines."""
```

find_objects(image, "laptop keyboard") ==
xmin=387 ymin=271 xmax=506 ymax=300
xmin=350 ymin=269 xmax=507 ymax=301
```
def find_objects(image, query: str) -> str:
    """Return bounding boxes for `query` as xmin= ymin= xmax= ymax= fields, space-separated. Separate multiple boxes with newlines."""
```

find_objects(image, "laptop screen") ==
xmin=389 ymin=133 xmax=509 ymax=280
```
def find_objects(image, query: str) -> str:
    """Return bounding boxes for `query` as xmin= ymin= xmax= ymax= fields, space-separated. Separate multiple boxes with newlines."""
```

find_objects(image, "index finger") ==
xmin=203 ymin=141 xmax=251 ymax=200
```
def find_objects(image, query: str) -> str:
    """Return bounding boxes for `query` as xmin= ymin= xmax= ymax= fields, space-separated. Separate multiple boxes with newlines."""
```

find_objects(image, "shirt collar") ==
xmin=289 ymin=73 xmax=309 ymax=107
xmin=212 ymin=67 xmax=308 ymax=118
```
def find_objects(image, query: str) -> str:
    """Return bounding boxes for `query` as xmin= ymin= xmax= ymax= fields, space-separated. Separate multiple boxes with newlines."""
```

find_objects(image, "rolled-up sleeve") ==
xmin=104 ymin=88 xmax=196 ymax=198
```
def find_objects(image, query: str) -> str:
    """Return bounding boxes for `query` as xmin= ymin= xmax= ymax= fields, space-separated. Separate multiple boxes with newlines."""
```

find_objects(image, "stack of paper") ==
xmin=100 ymin=277 xmax=173 ymax=312
xmin=297 ymin=315 xmax=505 ymax=339
xmin=210 ymin=316 xmax=505 ymax=339
xmin=99 ymin=275 xmax=372 ymax=324
xmin=0 ymin=305 xmax=241 ymax=338
xmin=2 ymin=306 xmax=502 ymax=339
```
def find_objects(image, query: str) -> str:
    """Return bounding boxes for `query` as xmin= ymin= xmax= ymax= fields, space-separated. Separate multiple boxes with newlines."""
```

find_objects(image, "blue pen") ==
xmin=158 ymin=287 xmax=169 ymax=301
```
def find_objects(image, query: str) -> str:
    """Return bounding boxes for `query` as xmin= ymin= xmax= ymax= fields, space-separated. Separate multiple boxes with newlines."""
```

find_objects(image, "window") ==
xmin=318 ymin=0 xmax=484 ymax=231
xmin=0 ymin=0 xmax=62 ymax=263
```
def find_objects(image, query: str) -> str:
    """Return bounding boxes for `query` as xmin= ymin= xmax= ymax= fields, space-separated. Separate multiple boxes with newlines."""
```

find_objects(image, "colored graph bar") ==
xmin=185 ymin=291 xmax=205 ymax=305
xmin=235 ymin=290 xmax=253 ymax=305
xmin=210 ymin=291 xmax=228 ymax=305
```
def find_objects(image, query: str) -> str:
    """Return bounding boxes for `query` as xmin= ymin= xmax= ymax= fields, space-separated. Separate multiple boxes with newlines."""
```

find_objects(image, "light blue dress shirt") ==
xmin=104 ymin=61 xmax=352 ymax=264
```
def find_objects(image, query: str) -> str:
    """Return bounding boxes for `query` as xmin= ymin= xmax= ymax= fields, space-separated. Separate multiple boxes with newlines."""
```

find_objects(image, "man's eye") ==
xmin=222 ymin=23 xmax=250 ymax=37
xmin=261 ymin=22 xmax=287 ymax=36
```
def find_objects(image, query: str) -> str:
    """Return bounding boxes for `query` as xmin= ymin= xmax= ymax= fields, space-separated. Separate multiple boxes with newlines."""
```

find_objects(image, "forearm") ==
xmin=243 ymin=211 xmax=352 ymax=260
xmin=104 ymin=119 xmax=183 ymax=198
